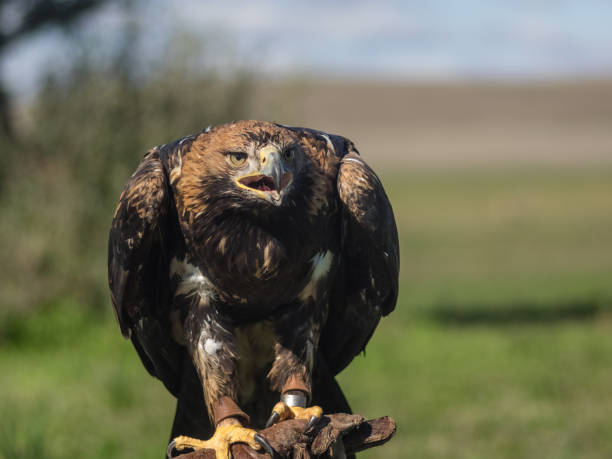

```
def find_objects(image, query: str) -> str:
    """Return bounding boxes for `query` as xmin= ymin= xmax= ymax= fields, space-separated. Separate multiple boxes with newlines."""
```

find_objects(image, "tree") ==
xmin=0 ymin=0 xmax=110 ymax=137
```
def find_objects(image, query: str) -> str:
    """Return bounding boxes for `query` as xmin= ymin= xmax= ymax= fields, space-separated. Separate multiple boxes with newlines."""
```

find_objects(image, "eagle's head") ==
xmin=169 ymin=121 xmax=327 ymax=224
xmin=221 ymin=123 xmax=304 ymax=207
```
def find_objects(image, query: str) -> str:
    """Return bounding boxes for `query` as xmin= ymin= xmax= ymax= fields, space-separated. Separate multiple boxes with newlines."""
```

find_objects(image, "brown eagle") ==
xmin=108 ymin=121 xmax=399 ymax=458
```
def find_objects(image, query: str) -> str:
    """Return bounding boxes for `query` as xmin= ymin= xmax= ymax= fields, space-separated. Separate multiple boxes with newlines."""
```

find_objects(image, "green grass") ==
xmin=382 ymin=166 xmax=612 ymax=317
xmin=1 ymin=166 xmax=612 ymax=458
xmin=339 ymin=316 xmax=612 ymax=459
xmin=0 ymin=303 xmax=175 ymax=459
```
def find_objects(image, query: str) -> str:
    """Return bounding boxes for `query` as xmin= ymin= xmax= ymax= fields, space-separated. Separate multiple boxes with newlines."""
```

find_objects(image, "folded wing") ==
xmin=108 ymin=149 xmax=182 ymax=395
xmin=322 ymin=150 xmax=400 ymax=375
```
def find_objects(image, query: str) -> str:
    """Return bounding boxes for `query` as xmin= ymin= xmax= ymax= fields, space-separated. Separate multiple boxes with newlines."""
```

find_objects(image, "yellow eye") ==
xmin=227 ymin=152 xmax=248 ymax=167
xmin=282 ymin=148 xmax=295 ymax=161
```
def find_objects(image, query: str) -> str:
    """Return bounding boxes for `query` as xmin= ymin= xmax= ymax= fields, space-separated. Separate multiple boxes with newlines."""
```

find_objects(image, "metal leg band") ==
xmin=281 ymin=391 xmax=308 ymax=408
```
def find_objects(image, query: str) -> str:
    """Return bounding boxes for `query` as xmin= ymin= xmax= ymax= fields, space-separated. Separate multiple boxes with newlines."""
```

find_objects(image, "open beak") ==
xmin=236 ymin=147 xmax=292 ymax=205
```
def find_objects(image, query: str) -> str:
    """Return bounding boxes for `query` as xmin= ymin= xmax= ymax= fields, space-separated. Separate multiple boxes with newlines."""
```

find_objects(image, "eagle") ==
xmin=108 ymin=120 xmax=399 ymax=458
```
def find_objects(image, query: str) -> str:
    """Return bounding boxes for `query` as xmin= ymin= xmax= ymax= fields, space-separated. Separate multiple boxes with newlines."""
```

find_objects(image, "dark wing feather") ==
xmin=322 ymin=150 xmax=399 ymax=375
xmin=108 ymin=149 xmax=182 ymax=395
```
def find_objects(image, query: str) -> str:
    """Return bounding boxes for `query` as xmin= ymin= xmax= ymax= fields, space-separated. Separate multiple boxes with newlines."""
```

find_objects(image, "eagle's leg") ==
xmin=266 ymin=313 xmax=324 ymax=431
xmin=168 ymin=307 xmax=264 ymax=459
xmin=265 ymin=378 xmax=323 ymax=431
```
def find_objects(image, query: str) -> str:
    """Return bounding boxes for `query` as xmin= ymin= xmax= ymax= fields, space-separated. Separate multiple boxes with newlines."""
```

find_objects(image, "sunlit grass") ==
xmin=339 ymin=314 xmax=612 ymax=459
xmin=0 ymin=304 xmax=174 ymax=459
xmin=381 ymin=167 xmax=612 ymax=312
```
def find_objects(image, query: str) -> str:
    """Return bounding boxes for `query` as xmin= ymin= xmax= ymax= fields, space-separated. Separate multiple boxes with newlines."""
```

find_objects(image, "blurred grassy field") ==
xmin=2 ymin=166 xmax=611 ymax=459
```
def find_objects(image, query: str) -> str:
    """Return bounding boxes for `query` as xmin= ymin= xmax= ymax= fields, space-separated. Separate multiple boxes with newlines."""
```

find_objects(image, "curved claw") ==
xmin=166 ymin=440 xmax=177 ymax=458
xmin=305 ymin=415 xmax=320 ymax=434
xmin=254 ymin=433 xmax=278 ymax=458
xmin=265 ymin=410 xmax=281 ymax=428
xmin=166 ymin=439 xmax=193 ymax=458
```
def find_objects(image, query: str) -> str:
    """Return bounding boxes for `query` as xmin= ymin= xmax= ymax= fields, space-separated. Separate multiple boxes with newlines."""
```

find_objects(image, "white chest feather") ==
xmin=298 ymin=250 xmax=334 ymax=301
xmin=170 ymin=257 xmax=216 ymax=307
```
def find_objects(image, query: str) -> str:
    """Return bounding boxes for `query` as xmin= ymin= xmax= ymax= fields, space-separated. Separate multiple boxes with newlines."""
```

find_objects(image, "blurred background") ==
xmin=1 ymin=1 xmax=611 ymax=458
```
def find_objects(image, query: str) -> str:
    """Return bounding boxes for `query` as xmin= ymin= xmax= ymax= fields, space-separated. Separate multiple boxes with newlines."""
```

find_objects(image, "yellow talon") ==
xmin=268 ymin=401 xmax=323 ymax=424
xmin=168 ymin=421 xmax=261 ymax=459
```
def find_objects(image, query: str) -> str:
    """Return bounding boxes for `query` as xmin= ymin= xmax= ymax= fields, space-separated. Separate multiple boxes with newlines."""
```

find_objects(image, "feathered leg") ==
xmin=266 ymin=301 xmax=325 ymax=432
xmin=168 ymin=305 xmax=262 ymax=458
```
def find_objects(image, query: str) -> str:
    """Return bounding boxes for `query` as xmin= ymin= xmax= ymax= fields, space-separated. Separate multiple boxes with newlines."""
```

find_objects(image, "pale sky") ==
xmin=2 ymin=0 xmax=612 ymax=98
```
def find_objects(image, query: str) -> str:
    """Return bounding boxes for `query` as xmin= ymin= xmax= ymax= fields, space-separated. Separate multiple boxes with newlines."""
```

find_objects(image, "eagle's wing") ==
xmin=322 ymin=149 xmax=399 ymax=375
xmin=108 ymin=149 xmax=182 ymax=395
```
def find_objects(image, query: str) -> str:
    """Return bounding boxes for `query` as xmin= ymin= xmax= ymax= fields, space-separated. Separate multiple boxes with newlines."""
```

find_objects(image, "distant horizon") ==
xmin=2 ymin=0 xmax=611 ymax=100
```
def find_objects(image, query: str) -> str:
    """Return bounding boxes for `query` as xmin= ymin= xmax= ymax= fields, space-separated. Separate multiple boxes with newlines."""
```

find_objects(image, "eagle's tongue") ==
xmin=255 ymin=176 xmax=275 ymax=192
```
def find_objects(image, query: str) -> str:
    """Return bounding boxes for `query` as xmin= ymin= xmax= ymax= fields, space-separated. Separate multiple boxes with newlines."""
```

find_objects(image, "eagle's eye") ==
xmin=227 ymin=152 xmax=248 ymax=167
xmin=282 ymin=148 xmax=295 ymax=162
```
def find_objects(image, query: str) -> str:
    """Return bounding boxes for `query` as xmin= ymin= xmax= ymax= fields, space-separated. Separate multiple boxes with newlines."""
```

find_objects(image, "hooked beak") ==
xmin=236 ymin=146 xmax=292 ymax=205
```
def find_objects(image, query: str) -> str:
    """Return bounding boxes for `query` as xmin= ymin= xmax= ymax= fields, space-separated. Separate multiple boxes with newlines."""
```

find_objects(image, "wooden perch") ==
xmin=172 ymin=414 xmax=396 ymax=458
